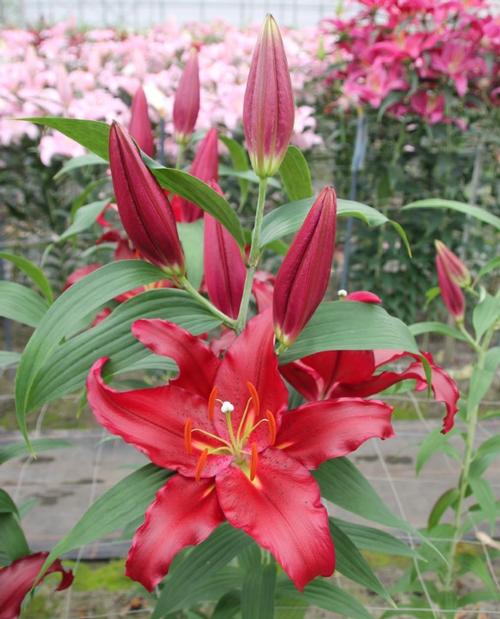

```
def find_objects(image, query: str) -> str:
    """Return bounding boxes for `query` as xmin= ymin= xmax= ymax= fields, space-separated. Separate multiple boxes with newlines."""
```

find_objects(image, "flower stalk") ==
xmin=236 ymin=177 xmax=268 ymax=331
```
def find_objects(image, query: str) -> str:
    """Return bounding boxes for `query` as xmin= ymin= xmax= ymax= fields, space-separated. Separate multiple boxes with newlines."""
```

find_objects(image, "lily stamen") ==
xmin=184 ymin=418 xmax=193 ymax=454
xmin=208 ymin=386 xmax=218 ymax=421
xmin=265 ymin=409 xmax=277 ymax=444
xmin=195 ymin=448 xmax=209 ymax=481
xmin=250 ymin=442 xmax=258 ymax=481
xmin=236 ymin=382 xmax=260 ymax=444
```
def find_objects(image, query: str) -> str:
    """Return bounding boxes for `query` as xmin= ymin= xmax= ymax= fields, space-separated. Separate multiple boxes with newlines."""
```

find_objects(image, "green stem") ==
xmin=179 ymin=276 xmax=236 ymax=330
xmin=444 ymin=324 xmax=491 ymax=590
xmin=175 ymin=142 xmax=186 ymax=170
xmin=235 ymin=177 xmax=268 ymax=332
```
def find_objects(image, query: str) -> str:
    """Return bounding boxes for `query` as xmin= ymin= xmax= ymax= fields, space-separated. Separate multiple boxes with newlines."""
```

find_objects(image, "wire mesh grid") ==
xmin=1 ymin=0 xmax=338 ymax=28
xmin=1 ymin=366 xmax=498 ymax=619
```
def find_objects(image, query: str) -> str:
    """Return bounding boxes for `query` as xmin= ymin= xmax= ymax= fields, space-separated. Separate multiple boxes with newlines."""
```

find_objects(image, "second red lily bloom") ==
xmin=87 ymin=311 xmax=394 ymax=591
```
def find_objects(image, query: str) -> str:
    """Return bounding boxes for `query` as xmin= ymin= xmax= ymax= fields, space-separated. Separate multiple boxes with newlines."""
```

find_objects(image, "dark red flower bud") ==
xmin=435 ymin=240 xmax=471 ymax=287
xmin=173 ymin=49 xmax=200 ymax=144
xmin=172 ymin=128 xmax=219 ymax=222
xmin=129 ymin=86 xmax=155 ymax=157
xmin=204 ymin=182 xmax=246 ymax=319
xmin=109 ymin=121 xmax=185 ymax=275
xmin=243 ymin=15 xmax=294 ymax=178
xmin=273 ymin=187 xmax=337 ymax=345
xmin=435 ymin=243 xmax=465 ymax=321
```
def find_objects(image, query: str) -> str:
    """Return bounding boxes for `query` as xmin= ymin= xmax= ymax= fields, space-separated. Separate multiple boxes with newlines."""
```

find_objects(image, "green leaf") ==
xmin=0 ymin=281 xmax=49 ymax=327
xmin=314 ymin=458 xmax=409 ymax=530
xmin=219 ymin=135 xmax=250 ymax=208
xmin=211 ymin=591 xmax=242 ymax=619
xmin=150 ymin=165 xmax=245 ymax=248
xmin=15 ymin=260 xmax=167 ymax=443
xmin=330 ymin=520 xmax=391 ymax=601
xmin=468 ymin=477 xmax=497 ymax=532
xmin=0 ymin=351 xmax=20 ymax=369
xmin=428 ymin=488 xmax=459 ymax=529
xmin=153 ymin=524 xmax=251 ymax=617
xmin=42 ymin=464 xmax=170 ymax=574
xmin=475 ymin=433 xmax=500 ymax=461
xmin=58 ymin=199 xmax=108 ymax=241
xmin=279 ymin=146 xmax=313 ymax=201
xmin=0 ymin=490 xmax=18 ymax=515
xmin=410 ymin=321 xmax=466 ymax=342
xmin=280 ymin=301 xmax=418 ymax=364
xmin=241 ymin=563 xmax=276 ymax=619
xmin=0 ymin=491 xmax=30 ymax=562
xmin=260 ymin=197 xmax=409 ymax=251
xmin=0 ymin=438 xmax=71 ymax=465
xmin=0 ymin=252 xmax=54 ymax=303
xmin=178 ymin=220 xmax=204 ymax=290
xmin=476 ymin=255 xmax=500 ymax=281
xmin=415 ymin=428 xmax=459 ymax=475
xmin=334 ymin=519 xmax=416 ymax=558
xmin=24 ymin=117 xmax=245 ymax=247
xmin=24 ymin=117 xmax=110 ymax=157
xmin=402 ymin=198 xmax=500 ymax=230
xmin=473 ymin=292 xmax=500 ymax=340
xmin=26 ymin=288 xmax=220 ymax=411
xmin=54 ymin=153 xmax=107 ymax=180
xmin=466 ymin=348 xmax=500 ymax=415
xmin=278 ymin=580 xmax=372 ymax=619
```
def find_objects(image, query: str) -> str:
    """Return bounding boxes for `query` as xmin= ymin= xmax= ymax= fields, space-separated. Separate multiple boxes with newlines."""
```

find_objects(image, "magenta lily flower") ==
xmin=173 ymin=49 xmax=200 ymax=145
xmin=129 ymin=86 xmax=155 ymax=157
xmin=109 ymin=121 xmax=185 ymax=275
xmin=273 ymin=186 xmax=337 ymax=346
xmin=243 ymin=14 xmax=294 ymax=178
xmin=87 ymin=311 xmax=394 ymax=591
xmin=0 ymin=553 xmax=73 ymax=619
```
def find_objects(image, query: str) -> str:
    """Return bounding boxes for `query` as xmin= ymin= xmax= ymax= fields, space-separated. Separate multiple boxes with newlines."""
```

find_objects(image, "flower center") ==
xmin=183 ymin=381 xmax=276 ymax=481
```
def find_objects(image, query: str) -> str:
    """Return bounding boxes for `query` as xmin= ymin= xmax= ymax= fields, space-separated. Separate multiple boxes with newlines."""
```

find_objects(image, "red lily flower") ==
xmin=87 ymin=312 xmax=394 ymax=591
xmin=280 ymin=292 xmax=459 ymax=434
xmin=172 ymin=128 xmax=219 ymax=222
xmin=173 ymin=49 xmax=200 ymax=145
xmin=129 ymin=86 xmax=155 ymax=158
xmin=273 ymin=187 xmax=337 ymax=346
xmin=0 ymin=552 xmax=73 ymax=619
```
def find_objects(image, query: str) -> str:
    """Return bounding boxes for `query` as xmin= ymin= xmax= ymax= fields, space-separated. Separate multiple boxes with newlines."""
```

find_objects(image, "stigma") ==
xmin=220 ymin=401 xmax=235 ymax=413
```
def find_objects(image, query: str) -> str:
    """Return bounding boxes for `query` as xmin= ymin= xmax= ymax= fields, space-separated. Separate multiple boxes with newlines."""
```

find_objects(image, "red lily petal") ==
xmin=213 ymin=311 xmax=289 ymax=447
xmin=86 ymin=358 xmax=230 ymax=476
xmin=345 ymin=291 xmax=382 ymax=304
xmin=126 ymin=476 xmax=223 ymax=591
xmin=280 ymin=350 xmax=375 ymax=400
xmin=406 ymin=354 xmax=460 ymax=434
xmin=0 ymin=552 xmax=73 ymax=619
xmin=132 ymin=319 xmax=220 ymax=399
xmin=252 ymin=271 xmax=275 ymax=313
xmin=216 ymin=449 xmax=334 ymax=590
xmin=275 ymin=398 xmax=394 ymax=468
xmin=279 ymin=359 xmax=323 ymax=401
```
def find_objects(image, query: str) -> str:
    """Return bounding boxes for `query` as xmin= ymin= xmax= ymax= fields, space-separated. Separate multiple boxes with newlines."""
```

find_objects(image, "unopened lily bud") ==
xmin=173 ymin=128 xmax=219 ymax=222
xmin=435 ymin=247 xmax=465 ymax=322
xmin=204 ymin=181 xmax=246 ymax=319
xmin=243 ymin=14 xmax=294 ymax=178
xmin=434 ymin=240 xmax=471 ymax=287
xmin=173 ymin=49 xmax=200 ymax=145
xmin=273 ymin=187 xmax=337 ymax=346
xmin=109 ymin=121 xmax=185 ymax=276
xmin=345 ymin=291 xmax=382 ymax=304
xmin=129 ymin=86 xmax=155 ymax=157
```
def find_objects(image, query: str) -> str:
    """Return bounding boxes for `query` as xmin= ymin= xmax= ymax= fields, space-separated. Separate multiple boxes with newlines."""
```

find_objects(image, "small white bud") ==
xmin=220 ymin=401 xmax=234 ymax=414
xmin=338 ymin=289 xmax=348 ymax=298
